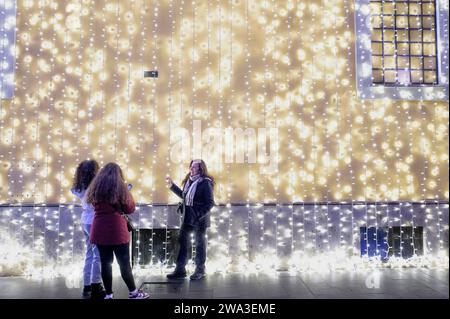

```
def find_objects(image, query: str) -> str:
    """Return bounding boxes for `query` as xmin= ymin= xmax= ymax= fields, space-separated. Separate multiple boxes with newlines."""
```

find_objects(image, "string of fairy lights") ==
xmin=123 ymin=0 xmax=134 ymax=181
xmin=244 ymin=0 xmax=251 ymax=263
xmin=215 ymin=0 xmax=227 ymax=263
xmin=0 ymin=0 xmax=11 ymax=101
xmin=112 ymin=0 xmax=120 ymax=163
xmin=272 ymin=0 xmax=280 ymax=264
xmin=139 ymin=1 xmax=153 ymax=265
xmin=40 ymin=0 xmax=55 ymax=270
xmin=0 ymin=0 xmax=6 ymax=236
xmin=3 ymin=0 xmax=19 ymax=241
xmin=163 ymin=0 xmax=173 ymax=266
xmin=134 ymin=0 xmax=147 ymax=266
xmin=0 ymin=0 xmax=7 ymax=171
xmin=343 ymin=0 xmax=356 ymax=256
xmin=403 ymin=99 xmax=417 ymax=256
xmin=148 ymin=0 xmax=157 ymax=265
xmin=83 ymin=0 xmax=95 ymax=161
xmin=0 ymin=0 xmax=448 ymax=276
xmin=295 ymin=1 xmax=306 ymax=257
xmin=97 ymin=1 xmax=108 ymax=166
xmin=259 ymin=0 xmax=267 ymax=257
xmin=151 ymin=0 xmax=163 ymax=267
xmin=322 ymin=0 xmax=331 ymax=254
xmin=332 ymin=0 xmax=343 ymax=252
xmin=55 ymin=0 xmax=72 ymax=266
xmin=367 ymin=96 xmax=378 ymax=257
xmin=227 ymin=0 xmax=234 ymax=266
xmin=4 ymin=0 xmax=17 ymax=207
xmin=123 ymin=0 xmax=136 ymax=262
xmin=189 ymin=0 xmax=197 ymax=266
xmin=166 ymin=0 xmax=177 ymax=267
xmin=21 ymin=0 xmax=38 ymax=265
xmin=432 ymin=101 xmax=443 ymax=256
xmin=2 ymin=0 xmax=21 ymax=253
xmin=32 ymin=0 xmax=47 ymax=272
xmin=310 ymin=1 xmax=319 ymax=255
xmin=69 ymin=0 xmax=86 ymax=267
xmin=175 ymin=0 xmax=185 ymax=263
xmin=42 ymin=0 xmax=58 ymax=266
xmin=286 ymin=0 xmax=295 ymax=261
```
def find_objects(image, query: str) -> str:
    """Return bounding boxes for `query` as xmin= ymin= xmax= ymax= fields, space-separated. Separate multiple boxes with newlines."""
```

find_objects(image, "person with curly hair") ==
xmin=71 ymin=159 xmax=106 ymax=299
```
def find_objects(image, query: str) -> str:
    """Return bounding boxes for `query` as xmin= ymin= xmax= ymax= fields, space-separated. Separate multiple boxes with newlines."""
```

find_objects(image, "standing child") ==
xmin=71 ymin=159 xmax=106 ymax=299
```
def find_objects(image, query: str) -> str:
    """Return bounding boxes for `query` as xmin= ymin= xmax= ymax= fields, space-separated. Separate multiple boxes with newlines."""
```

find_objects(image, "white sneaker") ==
xmin=129 ymin=289 xmax=150 ymax=299
xmin=104 ymin=293 xmax=114 ymax=299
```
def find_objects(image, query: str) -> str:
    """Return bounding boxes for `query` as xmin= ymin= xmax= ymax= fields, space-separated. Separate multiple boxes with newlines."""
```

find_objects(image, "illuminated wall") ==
xmin=0 ymin=0 xmax=16 ymax=99
xmin=0 ymin=0 xmax=449 ymax=206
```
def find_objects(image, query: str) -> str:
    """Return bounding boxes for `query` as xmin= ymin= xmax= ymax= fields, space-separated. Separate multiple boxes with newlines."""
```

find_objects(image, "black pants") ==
xmin=97 ymin=243 xmax=136 ymax=294
xmin=176 ymin=224 xmax=207 ymax=272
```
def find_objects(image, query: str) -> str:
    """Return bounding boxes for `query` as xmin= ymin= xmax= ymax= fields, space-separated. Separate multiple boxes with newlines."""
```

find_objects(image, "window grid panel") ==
xmin=370 ymin=0 xmax=438 ymax=86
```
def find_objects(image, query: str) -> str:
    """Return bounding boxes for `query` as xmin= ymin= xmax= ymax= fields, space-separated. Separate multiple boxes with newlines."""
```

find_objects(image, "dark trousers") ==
xmin=176 ymin=224 xmax=207 ymax=272
xmin=97 ymin=243 xmax=136 ymax=294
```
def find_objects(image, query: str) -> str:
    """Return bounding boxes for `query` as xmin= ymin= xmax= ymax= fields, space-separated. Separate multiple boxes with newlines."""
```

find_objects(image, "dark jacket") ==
xmin=170 ymin=178 xmax=215 ymax=228
xmin=90 ymin=193 xmax=136 ymax=245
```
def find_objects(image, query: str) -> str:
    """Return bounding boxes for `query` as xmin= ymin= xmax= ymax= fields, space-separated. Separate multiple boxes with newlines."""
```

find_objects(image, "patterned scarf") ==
xmin=183 ymin=174 xmax=203 ymax=206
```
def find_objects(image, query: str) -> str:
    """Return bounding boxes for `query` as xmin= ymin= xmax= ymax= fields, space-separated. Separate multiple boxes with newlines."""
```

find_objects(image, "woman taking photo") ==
xmin=86 ymin=162 xmax=149 ymax=299
xmin=166 ymin=159 xmax=215 ymax=280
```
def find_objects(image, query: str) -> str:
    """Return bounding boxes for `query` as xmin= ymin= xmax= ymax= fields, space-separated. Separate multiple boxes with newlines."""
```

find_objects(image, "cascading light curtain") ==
xmin=0 ymin=0 xmax=448 ymax=207
xmin=0 ymin=1 xmax=448 ymax=275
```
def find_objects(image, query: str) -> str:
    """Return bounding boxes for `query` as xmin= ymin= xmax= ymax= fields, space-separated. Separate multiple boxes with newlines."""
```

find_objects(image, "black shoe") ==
xmin=166 ymin=270 xmax=187 ymax=280
xmin=82 ymin=285 xmax=91 ymax=298
xmin=90 ymin=283 xmax=106 ymax=300
xmin=190 ymin=270 xmax=206 ymax=281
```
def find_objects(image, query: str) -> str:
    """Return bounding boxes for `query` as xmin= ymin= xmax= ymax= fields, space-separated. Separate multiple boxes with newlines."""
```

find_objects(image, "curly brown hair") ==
xmin=86 ymin=162 xmax=129 ymax=205
xmin=72 ymin=160 xmax=99 ymax=192
xmin=181 ymin=159 xmax=215 ymax=188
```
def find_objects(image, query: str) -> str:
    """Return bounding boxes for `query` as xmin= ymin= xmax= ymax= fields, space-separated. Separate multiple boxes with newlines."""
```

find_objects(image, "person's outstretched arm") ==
xmin=167 ymin=176 xmax=183 ymax=199
xmin=170 ymin=183 xmax=183 ymax=199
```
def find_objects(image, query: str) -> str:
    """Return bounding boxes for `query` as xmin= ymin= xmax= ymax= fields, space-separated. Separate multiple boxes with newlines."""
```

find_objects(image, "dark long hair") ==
xmin=181 ymin=159 xmax=215 ymax=188
xmin=72 ymin=160 xmax=99 ymax=192
xmin=86 ymin=162 xmax=129 ymax=205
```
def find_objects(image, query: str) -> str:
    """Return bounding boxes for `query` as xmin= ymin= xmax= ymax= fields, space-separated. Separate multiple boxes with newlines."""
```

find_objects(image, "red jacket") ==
xmin=90 ymin=193 xmax=135 ymax=245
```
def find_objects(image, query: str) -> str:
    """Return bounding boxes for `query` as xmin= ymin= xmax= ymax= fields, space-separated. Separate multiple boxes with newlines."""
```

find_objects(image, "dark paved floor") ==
xmin=0 ymin=269 xmax=448 ymax=299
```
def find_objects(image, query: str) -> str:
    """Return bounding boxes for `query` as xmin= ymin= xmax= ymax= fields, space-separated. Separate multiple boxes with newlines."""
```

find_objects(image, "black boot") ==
xmin=166 ymin=268 xmax=187 ymax=280
xmin=190 ymin=268 xmax=206 ymax=280
xmin=90 ymin=282 xmax=106 ymax=300
xmin=82 ymin=285 xmax=91 ymax=298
